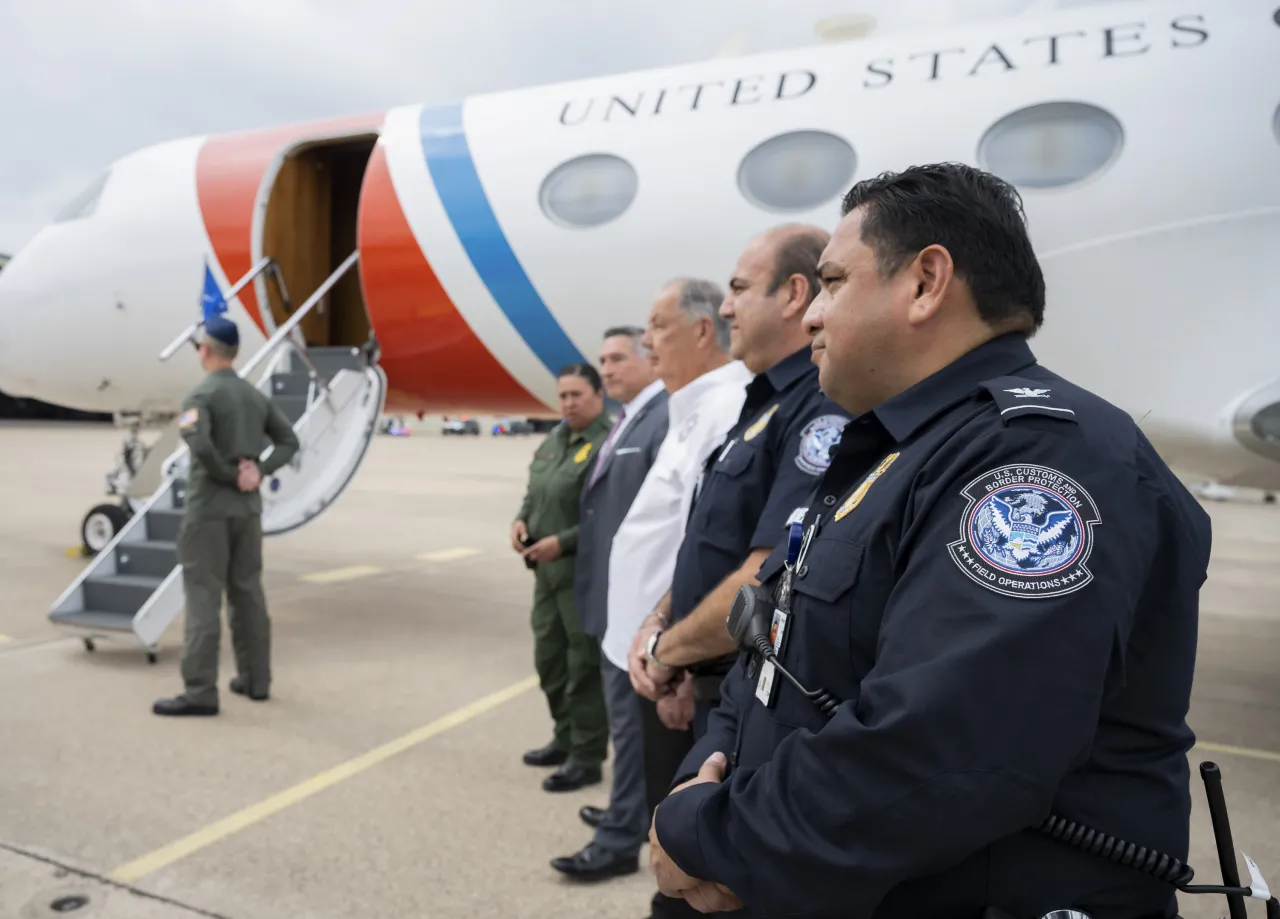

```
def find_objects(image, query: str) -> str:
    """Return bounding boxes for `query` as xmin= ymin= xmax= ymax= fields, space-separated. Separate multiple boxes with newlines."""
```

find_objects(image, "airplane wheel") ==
xmin=81 ymin=504 xmax=128 ymax=556
xmin=83 ymin=638 xmax=96 ymax=652
xmin=146 ymin=651 xmax=158 ymax=665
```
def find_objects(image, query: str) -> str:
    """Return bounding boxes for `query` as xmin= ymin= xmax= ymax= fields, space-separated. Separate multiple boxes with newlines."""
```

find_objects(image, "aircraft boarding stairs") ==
xmin=48 ymin=253 xmax=387 ymax=660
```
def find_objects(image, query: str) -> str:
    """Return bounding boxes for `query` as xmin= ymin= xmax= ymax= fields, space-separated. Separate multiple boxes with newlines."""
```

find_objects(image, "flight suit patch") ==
xmin=743 ymin=404 xmax=779 ymax=441
xmin=179 ymin=408 xmax=198 ymax=430
xmin=947 ymin=463 xmax=1101 ymax=599
xmin=574 ymin=442 xmax=593 ymax=464
xmin=834 ymin=452 xmax=899 ymax=522
xmin=795 ymin=414 xmax=849 ymax=476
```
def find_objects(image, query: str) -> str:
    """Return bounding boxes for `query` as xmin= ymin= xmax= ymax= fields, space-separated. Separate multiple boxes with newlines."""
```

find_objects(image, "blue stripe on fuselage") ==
xmin=419 ymin=102 xmax=586 ymax=377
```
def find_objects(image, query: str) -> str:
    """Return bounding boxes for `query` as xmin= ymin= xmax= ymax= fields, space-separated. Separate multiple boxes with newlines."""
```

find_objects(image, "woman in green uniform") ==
xmin=511 ymin=363 xmax=614 ymax=792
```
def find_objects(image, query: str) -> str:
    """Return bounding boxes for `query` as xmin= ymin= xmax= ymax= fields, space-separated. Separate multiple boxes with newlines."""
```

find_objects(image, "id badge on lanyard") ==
xmin=755 ymin=520 xmax=813 ymax=707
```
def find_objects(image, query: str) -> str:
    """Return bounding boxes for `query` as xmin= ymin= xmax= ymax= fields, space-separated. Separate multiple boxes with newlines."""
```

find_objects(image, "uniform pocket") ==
xmin=715 ymin=442 xmax=756 ymax=478
xmin=762 ymin=536 xmax=866 ymax=730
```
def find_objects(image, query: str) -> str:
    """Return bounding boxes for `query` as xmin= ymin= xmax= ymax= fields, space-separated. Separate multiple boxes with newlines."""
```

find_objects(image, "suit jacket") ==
xmin=575 ymin=387 xmax=670 ymax=639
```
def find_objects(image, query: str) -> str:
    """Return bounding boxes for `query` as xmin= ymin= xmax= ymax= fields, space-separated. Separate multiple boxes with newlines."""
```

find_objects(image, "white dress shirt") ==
xmin=601 ymin=359 xmax=754 ymax=669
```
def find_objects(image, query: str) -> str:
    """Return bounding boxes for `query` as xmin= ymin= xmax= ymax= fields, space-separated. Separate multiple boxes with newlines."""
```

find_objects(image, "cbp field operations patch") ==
xmin=795 ymin=414 xmax=848 ymax=475
xmin=947 ymin=463 xmax=1101 ymax=599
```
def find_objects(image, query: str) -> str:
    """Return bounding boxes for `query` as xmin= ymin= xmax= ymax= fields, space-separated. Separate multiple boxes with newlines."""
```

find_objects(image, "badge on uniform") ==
xmin=178 ymin=408 xmax=198 ymax=430
xmin=743 ymin=404 xmax=779 ymax=442
xmin=834 ymin=452 xmax=900 ymax=522
xmin=574 ymin=442 xmax=592 ymax=464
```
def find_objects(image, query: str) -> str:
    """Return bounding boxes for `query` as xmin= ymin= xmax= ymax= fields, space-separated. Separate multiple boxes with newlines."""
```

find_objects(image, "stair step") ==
xmin=84 ymin=573 xmax=165 ymax=615
xmin=50 ymin=609 xmax=135 ymax=632
xmin=307 ymin=346 xmax=366 ymax=377
xmin=270 ymin=372 xmax=314 ymax=397
xmin=116 ymin=540 xmax=178 ymax=578
xmin=273 ymin=394 xmax=310 ymax=425
xmin=146 ymin=509 xmax=183 ymax=542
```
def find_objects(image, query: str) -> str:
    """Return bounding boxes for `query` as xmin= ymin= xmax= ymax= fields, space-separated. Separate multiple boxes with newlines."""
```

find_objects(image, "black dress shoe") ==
xmin=153 ymin=696 xmax=218 ymax=716
xmin=550 ymin=843 xmax=638 ymax=880
xmin=523 ymin=743 xmax=569 ymax=767
xmin=543 ymin=763 xmax=602 ymax=792
xmin=229 ymin=676 xmax=268 ymax=701
xmin=579 ymin=805 xmax=606 ymax=828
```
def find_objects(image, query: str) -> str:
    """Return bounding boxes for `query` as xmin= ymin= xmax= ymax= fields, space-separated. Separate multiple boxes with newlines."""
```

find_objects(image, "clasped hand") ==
xmin=650 ymin=751 xmax=744 ymax=913
xmin=237 ymin=458 xmax=261 ymax=492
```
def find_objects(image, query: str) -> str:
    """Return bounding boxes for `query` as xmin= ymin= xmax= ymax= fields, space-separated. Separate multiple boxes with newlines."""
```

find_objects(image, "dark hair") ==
xmin=603 ymin=325 xmax=645 ymax=340
xmin=766 ymin=227 xmax=828 ymax=308
xmin=841 ymin=163 xmax=1045 ymax=332
xmin=558 ymin=362 xmax=603 ymax=392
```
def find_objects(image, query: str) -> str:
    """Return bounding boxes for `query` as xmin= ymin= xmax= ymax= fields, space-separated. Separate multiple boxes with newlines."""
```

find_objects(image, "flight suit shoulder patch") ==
xmin=982 ymin=376 xmax=1076 ymax=426
xmin=178 ymin=407 xmax=199 ymax=430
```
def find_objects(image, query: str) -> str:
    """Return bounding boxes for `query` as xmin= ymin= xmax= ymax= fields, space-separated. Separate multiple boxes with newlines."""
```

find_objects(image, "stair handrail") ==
xmin=237 ymin=250 xmax=360 ymax=382
xmin=159 ymin=257 xmax=281 ymax=362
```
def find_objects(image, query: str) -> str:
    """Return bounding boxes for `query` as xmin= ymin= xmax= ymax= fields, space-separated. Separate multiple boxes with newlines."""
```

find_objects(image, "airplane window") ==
xmin=738 ymin=131 xmax=856 ymax=213
xmin=53 ymin=171 xmax=110 ymax=223
xmin=539 ymin=154 xmax=638 ymax=228
xmin=978 ymin=102 xmax=1124 ymax=189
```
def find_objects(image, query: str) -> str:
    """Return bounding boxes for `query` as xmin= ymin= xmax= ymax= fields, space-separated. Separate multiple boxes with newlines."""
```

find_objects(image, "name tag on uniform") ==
xmin=754 ymin=608 xmax=790 ymax=707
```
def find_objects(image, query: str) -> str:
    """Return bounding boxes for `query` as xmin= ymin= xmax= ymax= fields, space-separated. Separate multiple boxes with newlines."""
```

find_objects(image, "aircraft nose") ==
xmin=0 ymin=249 xmax=49 ymax=399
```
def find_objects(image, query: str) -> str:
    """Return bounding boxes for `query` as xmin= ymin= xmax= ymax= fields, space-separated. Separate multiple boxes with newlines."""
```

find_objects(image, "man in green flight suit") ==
xmin=512 ymin=363 xmax=614 ymax=791
xmin=154 ymin=315 xmax=300 ymax=717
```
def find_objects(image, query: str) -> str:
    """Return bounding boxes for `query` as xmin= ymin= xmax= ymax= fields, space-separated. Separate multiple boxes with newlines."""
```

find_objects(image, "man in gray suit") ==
xmin=552 ymin=325 xmax=669 ymax=881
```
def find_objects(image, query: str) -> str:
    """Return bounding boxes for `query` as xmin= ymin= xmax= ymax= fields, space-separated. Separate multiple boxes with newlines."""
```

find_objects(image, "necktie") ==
xmin=588 ymin=407 xmax=626 ymax=488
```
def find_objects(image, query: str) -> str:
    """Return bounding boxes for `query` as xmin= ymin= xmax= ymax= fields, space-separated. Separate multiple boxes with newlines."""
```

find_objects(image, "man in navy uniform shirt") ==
xmin=628 ymin=224 xmax=852 ymax=738
xmin=648 ymin=164 xmax=1213 ymax=919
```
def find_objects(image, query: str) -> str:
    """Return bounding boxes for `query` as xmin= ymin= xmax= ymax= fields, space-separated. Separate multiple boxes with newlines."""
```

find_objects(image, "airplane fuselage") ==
xmin=0 ymin=0 xmax=1277 ymax=488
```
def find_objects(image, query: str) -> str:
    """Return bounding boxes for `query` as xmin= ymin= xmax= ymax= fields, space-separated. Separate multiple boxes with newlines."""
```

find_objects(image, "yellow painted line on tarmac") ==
xmin=417 ymin=547 xmax=481 ymax=563
xmin=107 ymin=674 xmax=539 ymax=884
xmin=1196 ymin=740 xmax=1280 ymax=766
xmin=298 ymin=565 xmax=384 ymax=584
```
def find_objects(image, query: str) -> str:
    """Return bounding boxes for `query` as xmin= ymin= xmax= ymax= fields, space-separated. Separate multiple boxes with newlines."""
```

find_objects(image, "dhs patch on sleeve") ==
xmin=795 ymin=414 xmax=848 ymax=476
xmin=947 ymin=463 xmax=1101 ymax=599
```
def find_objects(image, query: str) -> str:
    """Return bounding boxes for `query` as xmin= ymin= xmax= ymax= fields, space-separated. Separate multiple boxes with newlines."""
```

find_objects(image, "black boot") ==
xmin=153 ymin=696 xmax=218 ymax=716
xmin=523 ymin=743 xmax=569 ymax=767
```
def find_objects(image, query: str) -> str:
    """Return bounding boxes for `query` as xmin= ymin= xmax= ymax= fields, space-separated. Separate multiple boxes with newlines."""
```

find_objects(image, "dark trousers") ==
xmin=641 ymin=692 xmax=715 ymax=919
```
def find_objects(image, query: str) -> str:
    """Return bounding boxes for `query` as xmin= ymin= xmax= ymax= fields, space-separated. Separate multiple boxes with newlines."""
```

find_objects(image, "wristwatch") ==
xmin=645 ymin=629 xmax=674 ymax=670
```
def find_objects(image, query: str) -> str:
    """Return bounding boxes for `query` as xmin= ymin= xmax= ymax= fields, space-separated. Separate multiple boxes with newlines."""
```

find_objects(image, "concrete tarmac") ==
xmin=0 ymin=421 xmax=1276 ymax=919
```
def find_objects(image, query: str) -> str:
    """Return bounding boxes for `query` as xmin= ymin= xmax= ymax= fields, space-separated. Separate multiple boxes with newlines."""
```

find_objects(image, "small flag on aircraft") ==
xmin=200 ymin=261 xmax=227 ymax=321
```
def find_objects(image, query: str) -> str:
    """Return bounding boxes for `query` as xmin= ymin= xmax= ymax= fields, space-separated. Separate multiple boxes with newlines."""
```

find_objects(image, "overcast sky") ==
xmin=0 ymin=0 xmax=1118 ymax=253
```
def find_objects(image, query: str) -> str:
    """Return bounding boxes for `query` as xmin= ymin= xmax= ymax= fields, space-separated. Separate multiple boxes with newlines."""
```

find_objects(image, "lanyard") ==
xmin=776 ymin=518 xmax=818 ymax=612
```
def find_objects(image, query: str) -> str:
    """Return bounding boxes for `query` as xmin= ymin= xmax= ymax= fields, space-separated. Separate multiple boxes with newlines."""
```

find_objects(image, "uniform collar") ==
xmin=872 ymin=333 xmax=1037 ymax=443
xmin=567 ymin=410 xmax=610 ymax=443
xmin=759 ymin=345 xmax=814 ymax=394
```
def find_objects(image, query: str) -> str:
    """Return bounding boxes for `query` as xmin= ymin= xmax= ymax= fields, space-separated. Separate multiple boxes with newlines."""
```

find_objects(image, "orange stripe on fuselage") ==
xmin=357 ymin=143 xmax=544 ymax=413
xmin=194 ymin=113 xmax=385 ymax=334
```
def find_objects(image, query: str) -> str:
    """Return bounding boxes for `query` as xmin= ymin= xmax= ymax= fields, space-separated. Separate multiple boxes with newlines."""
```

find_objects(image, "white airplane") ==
xmin=1 ymin=0 xmax=1278 ymax=567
